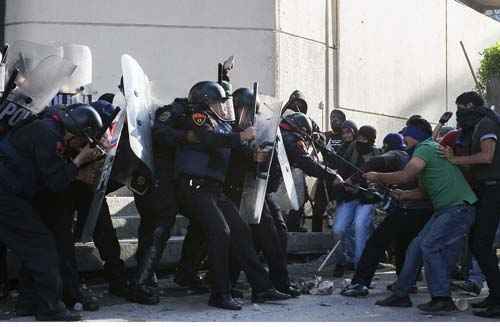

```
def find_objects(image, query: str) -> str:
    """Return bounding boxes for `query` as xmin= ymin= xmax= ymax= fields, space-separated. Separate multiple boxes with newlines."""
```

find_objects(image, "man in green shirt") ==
xmin=364 ymin=117 xmax=477 ymax=313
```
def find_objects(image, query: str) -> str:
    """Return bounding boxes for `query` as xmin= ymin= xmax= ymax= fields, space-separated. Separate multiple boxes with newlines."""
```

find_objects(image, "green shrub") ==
xmin=479 ymin=42 xmax=500 ymax=92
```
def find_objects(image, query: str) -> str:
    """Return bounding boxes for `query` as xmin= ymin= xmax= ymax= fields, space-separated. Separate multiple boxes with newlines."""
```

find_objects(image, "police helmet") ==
xmin=59 ymin=103 xmax=103 ymax=141
xmin=188 ymin=81 xmax=235 ymax=122
xmin=284 ymin=112 xmax=313 ymax=137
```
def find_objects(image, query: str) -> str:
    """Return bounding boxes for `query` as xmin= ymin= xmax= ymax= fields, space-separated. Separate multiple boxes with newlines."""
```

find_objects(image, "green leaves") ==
xmin=479 ymin=42 xmax=500 ymax=92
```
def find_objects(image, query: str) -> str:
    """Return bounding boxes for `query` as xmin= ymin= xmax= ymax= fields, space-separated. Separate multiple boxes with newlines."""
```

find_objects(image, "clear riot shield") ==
xmin=239 ymin=96 xmax=282 ymax=224
xmin=121 ymin=54 xmax=155 ymax=187
xmin=6 ymin=40 xmax=60 ymax=78
xmin=80 ymin=94 xmax=127 ymax=242
xmin=58 ymin=44 xmax=92 ymax=93
xmin=292 ymin=168 xmax=307 ymax=208
xmin=276 ymin=128 xmax=300 ymax=211
xmin=5 ymin=55 xmax=76 ymax=114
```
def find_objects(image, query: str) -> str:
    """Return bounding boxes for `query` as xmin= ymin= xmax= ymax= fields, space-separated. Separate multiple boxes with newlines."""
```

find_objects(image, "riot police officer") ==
xmin=0 ymin=104 xmax=102 ymax=321
xmin=170 ymin=81 xmax=290 ymax=310
xmin=225 ymin=87 xmax=301 ymax=297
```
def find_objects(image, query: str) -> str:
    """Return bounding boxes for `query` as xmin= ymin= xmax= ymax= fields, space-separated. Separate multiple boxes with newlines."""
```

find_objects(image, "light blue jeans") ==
xmin=333 ymin=200 xmax=375 ymax=266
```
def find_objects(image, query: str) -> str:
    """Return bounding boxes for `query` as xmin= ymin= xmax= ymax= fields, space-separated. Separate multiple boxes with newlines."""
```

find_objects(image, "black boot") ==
xmin=208 ymin=293 xmax=242 ymax=310
xmin=127 ymin=284 xmax=160 ymax=305
xmin=417 ymin=298 xmax=457 ymax=313
xmin=471 ymin=296 xmax=498 ymax=309
xmin=252 ymin=288 xmax=292 ymax=303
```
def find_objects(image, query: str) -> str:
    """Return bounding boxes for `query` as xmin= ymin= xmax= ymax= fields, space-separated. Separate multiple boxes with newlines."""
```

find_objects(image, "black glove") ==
xmin=312 ymin=132 xmax=326 ymax=149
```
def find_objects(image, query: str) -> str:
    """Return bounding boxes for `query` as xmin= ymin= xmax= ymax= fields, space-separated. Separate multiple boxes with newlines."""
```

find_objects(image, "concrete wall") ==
xmin=336 ymin=0 xmax=500 ymax=143
xmin=3 ymin=0 xmax=500 ymax=139
xmin=3 ymin=0 xmax=277 ymax=104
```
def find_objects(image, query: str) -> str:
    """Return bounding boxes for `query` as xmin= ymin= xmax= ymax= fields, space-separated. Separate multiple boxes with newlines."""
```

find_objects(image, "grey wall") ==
xmin=2 ymin=0 xmax=500 ymax=141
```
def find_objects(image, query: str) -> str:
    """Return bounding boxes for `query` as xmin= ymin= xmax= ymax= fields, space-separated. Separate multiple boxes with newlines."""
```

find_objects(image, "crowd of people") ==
xmin=0 ymin=41 xmax=499 ymax=321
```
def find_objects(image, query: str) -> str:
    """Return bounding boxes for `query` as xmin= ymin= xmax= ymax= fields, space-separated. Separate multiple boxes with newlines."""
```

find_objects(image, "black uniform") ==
xmin=169 ymin=108 xmax=275 ymax=296
xmin=0 ymin=116 xmax=77 ymax=316
xmin=130 ymin=100 xmax=207 ymax=300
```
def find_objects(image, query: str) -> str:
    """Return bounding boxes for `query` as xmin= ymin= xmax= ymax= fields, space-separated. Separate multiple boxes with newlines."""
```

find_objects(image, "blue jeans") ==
xmin=394 ymin=204 xmax=476 ymax=297
xmin=468 ymin=257 xmax=485 ymax=287
xmin=333 ymin=200 xmax=374 ymax=266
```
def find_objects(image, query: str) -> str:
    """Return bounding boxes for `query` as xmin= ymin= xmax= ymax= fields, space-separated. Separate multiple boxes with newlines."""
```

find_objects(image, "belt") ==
xmin=178 ymin=174 xmax=223 ymax=188
xmin=478 ymin=180 xmax=500 ymax=187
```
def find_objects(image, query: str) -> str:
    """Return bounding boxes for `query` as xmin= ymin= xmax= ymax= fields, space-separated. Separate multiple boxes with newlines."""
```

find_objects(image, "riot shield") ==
xmin=6 ymin=40 xmax=60 ymax=78
xmin=239 ymin=96 xmax=282 ymax=224
xmin=121 ymin=54 xmax=154 ymax=183
xmin=5 ymin=55 xmax=76 ymax=114
xmin=80 ymin=94 xmax=127 ymax=242
xmin=292 ymin=168 xmax=307 ymax=208
xmin=58 ymin=44 xmax=92 ymax=93
xmin=276 ymin=128 xmax=300 ymax=211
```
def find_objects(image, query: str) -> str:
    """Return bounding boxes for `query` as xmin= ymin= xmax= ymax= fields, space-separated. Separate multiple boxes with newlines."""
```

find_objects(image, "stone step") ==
xmin=111 ymin=215 xmax=189 ymax=239
xmin=5 ymin=232 xmax=334 ymax=276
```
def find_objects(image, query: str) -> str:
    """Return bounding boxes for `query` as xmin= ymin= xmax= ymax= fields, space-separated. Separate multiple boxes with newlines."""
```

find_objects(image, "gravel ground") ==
xmin=0 ymin=259 xmax=495 ymax=322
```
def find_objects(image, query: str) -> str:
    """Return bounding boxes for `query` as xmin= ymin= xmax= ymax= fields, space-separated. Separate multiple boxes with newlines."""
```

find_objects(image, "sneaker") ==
xmin=417 ymin=298 xmax=458 ymax=313
xmin=375 ymin=294 xmax=412 ymax=307
xmin=251 ymin=288 xmax=292 ymax=303
xmin=341 ymin=283 xmax=369 ymax=297
xmin=457 ymin=281 xmax=481 ymax=296
xmin=471 ymin=296 xmax=499 ymax=309
xmin=473 ymin=304 xmax=500 ymax=318
xmin=277 ymin=286 xmax=301 ymax=298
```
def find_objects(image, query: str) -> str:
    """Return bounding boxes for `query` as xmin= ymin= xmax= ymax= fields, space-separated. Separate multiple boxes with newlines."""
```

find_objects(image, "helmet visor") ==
xmin=237 ymin=105 xmax=255 ymax=129
xmin=209 ymin=98 xmax=235 ymax=122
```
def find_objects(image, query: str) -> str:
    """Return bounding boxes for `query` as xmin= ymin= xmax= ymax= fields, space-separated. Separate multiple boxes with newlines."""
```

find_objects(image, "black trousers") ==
xmin=470 ymin=183 xmax=500 ymax=302
xmin=35 ymin=180 xmax=126 ymax=304
xmin=311 ymin=181 xmax=333 ymax=232
xmin=133 ymin=172 xmax=178 ymax=286
xmin=250 ymin=195 xmax=290 ymax=289
xmin=286 ymin=206 xmax=305 ymax=232
xmin=74 ymin=180 xmax=127 ymax=286
xmin=0 ymin=193 xmax=63 ymax=314
xmin=351 ymin=206 xmax=433 ymax=287
xmin=176 ymin=176 xmax=272 ymax=294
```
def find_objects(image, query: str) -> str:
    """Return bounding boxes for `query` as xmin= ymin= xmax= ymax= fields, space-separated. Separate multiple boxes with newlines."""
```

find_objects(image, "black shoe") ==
xmin=15 ymin=303 xmax=36 ymax=317
xmin=36 ymin=309 xmax=82 ymax=322
xmin=277 ymin=286 xmax=301 ymax=298
xmin=341 ymin=283 xmax=369 ymax=297
xmin=471 ymin=296 xmax=498 ymax=309
xmin=375 ymin=294 xmax=412 ymax=307
xmin=252 ymin=288 xmax=292 ymax=303
xmin=208 ymin=293 xmax=242 ymax=310
xmin=333 ymin=265 xmax=345 ymax=278
xmin=231 ymin=288 xmax=244 ymax=299
xmin=127 ymin=285 xmax=160 ymax=305
xmin=417 ymin=298 xmax=457 ymax=313
xmin=473 ymin=304 xmax=500 ymax=318
xmin=109 ymin=281 xmax=131 ymax=298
